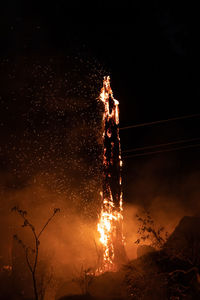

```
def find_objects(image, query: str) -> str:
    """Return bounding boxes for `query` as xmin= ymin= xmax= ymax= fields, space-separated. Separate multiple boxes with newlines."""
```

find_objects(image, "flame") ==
xmin=97 ymin=76 xmax=124 ymax=272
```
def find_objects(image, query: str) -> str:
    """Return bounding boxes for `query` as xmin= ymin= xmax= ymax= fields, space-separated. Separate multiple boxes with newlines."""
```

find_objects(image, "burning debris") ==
xmin=97 ymin=76 xmax=127 ymax=272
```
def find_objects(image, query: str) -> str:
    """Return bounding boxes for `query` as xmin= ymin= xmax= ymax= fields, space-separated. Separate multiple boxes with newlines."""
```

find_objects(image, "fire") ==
xmin=97 ymin=76 xmax=124 ymax=272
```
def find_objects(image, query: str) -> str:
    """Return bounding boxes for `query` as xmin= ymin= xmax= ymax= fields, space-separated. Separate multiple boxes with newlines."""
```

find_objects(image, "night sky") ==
xmin=1 ymin=2 xmax=200 ymax=214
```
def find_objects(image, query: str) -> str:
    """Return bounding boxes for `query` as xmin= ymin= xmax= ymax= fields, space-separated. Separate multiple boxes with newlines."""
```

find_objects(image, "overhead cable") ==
xmin=123 ymin=143 xmax=200 ymax=159
xmin=120 ymin=113 xmax=200 ymax=130
xmin=123 ymin=137 xmax=200 ymax=153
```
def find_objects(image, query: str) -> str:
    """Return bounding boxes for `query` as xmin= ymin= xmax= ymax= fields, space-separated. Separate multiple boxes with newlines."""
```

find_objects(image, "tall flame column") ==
xmin=97 ymin=76 xmax=126 ymax=271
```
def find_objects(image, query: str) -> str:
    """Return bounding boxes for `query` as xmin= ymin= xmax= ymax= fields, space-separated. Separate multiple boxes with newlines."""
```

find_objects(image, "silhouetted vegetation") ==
xmin=12 ymin=206 xmax=60 ymax=300
xmin=135 ymin=211 xmax=169 ymax=250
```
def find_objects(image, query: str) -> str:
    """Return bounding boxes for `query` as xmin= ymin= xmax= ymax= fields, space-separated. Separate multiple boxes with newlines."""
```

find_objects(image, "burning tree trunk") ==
xmin=97 ymin=76 xmax=127 ymax=272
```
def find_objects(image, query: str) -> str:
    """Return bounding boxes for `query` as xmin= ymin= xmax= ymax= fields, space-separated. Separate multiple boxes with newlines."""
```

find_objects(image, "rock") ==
xmin=164 ymin=216 xmax=200 ymax=267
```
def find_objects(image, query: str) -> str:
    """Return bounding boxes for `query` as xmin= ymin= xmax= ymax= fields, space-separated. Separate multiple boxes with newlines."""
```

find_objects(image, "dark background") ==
xmin=1 ymin=1 xmax=200 ymax=212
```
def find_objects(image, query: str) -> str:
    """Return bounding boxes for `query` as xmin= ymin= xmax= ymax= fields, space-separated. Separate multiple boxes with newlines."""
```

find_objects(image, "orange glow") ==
xmin=97 ymin=76 xmax=124 ymax=272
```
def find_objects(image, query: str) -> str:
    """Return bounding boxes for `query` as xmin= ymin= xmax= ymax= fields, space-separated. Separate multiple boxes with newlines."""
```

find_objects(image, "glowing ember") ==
xmin=97 ymin=76 xmax=125 ymax=272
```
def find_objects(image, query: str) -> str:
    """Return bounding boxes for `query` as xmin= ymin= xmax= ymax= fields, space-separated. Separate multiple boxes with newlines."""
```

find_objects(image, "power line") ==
xmin=120 ymin=113 xmax=200 ymax=130
xmin=122 ymin=137 xmax=200 ymax=154
xmin=123 ymin=143 xmax=200 ymax=159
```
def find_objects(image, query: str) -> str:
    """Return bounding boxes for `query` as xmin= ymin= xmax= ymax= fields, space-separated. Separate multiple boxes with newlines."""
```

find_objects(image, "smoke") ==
xmin=0 ymin=175 xmax=99 ymax=262
xmin=122 ymin=154 xmax=200 ymax=260
xmin=0 ymin=175 xmax=102 ymax=300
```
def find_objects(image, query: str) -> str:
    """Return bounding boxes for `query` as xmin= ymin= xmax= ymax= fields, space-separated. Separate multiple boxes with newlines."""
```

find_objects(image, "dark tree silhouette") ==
xmin=12 ymin=206 xmax=60 ymax=300
xmin=135 ymin=211 xmax=168 ymax=250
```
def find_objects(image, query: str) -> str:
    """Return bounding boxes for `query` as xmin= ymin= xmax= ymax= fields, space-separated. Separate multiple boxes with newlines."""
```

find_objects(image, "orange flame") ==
xmin=97 ymin=76 xmax=124 ymax=272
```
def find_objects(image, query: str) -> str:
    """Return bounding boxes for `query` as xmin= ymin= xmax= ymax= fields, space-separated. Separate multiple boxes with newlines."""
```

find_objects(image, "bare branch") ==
xmin=25 ymin=247 xmax=33 ymax=273
xmin=38 ymin=208 xmax=60 ymax=239
xmin=12 ymin=206 xmax=60 ymax=300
